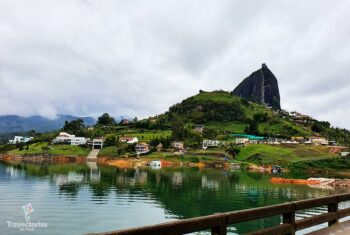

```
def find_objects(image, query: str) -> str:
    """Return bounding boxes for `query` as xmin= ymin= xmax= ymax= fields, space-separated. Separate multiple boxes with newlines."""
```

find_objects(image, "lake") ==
xmin=0 ymin=161 xmax=349 ymax=235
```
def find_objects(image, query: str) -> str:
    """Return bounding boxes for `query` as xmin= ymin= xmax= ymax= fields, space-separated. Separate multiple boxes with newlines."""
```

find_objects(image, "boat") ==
xmin=271 ymin=165 xmax=282 ymax=174
xmin=149 ymin=160 xmax=161 ymax=169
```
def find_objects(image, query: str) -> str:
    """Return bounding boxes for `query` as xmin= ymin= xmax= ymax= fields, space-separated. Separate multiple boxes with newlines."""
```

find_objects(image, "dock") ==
xmin=87 ymin=149 xmax=100 ymax=161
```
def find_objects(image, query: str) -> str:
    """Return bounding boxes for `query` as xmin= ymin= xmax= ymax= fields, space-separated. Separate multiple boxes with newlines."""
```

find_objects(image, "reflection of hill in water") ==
xmin=1 ymin=162 xmax=347 ymax=234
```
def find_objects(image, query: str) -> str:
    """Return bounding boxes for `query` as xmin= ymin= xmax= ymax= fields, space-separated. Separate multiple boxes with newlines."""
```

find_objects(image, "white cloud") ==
xmin=0 ymin=0 xmax=349 ymax=128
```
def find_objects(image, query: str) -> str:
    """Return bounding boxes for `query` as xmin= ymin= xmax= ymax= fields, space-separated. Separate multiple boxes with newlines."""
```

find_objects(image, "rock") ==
xmin=232 ymin=63 xmax=281 ymax=110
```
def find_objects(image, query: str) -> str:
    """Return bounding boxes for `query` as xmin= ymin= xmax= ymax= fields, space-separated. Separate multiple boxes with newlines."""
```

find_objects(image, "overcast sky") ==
xmin=0 ymin=0 xmax=349 ymax=128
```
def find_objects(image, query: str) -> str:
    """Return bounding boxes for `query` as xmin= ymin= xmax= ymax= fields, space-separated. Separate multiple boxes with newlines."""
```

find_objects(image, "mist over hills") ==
xmin=0 ymin=114 xmax=96 ymax=134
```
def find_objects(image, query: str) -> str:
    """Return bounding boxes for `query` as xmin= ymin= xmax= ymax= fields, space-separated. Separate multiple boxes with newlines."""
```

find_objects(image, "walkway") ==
xmin=306 ymin=221 xmax=350 ymax=235
xmin=87 ymin=149 xmax=100 ymax=161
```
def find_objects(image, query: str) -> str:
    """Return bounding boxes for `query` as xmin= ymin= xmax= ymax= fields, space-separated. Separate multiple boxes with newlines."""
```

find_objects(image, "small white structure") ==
xmin=70 ymin=137 xmax=88 ymax=146
xmin=119 ymin=136 xmax=139 ymax=144
xmin=309 ymin=137 xmax=329 ymax=145
xmin=171 ymin=141 xmax=184 ymax=150
xmin=202 ymin=140 xmax=220 ymax=149
xmin=9 ymin=136 xmax=33 ymax=144
xmin=235 ymin=138 xmax=249 ymax=145
xmin=92 ymin=138 xmax=104 ymax=149
xmin=135 ymin=142 xmax=150 ymax=154
xmin=282 ymin=140 xmax=299 ymax=145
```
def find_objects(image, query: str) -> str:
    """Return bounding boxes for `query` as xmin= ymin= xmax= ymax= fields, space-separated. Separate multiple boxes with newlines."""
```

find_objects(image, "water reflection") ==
xmin=0 ymin=161 xmax=349 ymax=235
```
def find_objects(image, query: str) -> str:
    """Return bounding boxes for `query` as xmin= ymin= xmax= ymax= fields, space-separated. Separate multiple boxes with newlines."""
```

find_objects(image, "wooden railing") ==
xmin=92 ymin=193 xmax=350 ymax=235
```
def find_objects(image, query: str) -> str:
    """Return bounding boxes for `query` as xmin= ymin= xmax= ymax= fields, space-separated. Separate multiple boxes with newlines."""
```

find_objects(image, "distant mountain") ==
xmin=232 ymin=63 xmax=281 ymax=110
xmin=0 ymin=114 xmax=95 ymax=133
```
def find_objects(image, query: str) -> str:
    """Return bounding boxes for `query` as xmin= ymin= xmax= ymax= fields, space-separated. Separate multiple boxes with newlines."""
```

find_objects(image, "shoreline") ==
xmin=0 ymin=154 xmax=232 ymax=169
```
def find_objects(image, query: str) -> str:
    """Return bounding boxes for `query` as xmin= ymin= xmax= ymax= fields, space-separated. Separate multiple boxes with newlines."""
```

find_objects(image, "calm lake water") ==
xmin=0 ymin=161 xmax=349 ymax=235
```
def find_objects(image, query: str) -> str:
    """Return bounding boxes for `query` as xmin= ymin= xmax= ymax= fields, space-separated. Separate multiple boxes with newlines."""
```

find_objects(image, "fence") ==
xmin=92 ymin=193 xmax=350 ymax=235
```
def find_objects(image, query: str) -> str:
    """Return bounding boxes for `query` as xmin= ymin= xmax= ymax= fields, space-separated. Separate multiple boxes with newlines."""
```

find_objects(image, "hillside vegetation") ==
xmin=152 ymin=90 xmax=316 ymax=138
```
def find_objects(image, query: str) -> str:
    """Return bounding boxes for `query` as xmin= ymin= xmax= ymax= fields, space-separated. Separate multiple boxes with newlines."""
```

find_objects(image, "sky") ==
xmin=0 ymin=0 xmax=349 ymax=128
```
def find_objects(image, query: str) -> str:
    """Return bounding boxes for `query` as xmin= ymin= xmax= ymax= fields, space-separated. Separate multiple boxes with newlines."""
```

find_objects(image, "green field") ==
xmin=98 ymin=146 xmax=119 ymax=157
xmin=236 ymin=144 xmax=335 ymax=165
xmin=206 ymin=122 xmax=247 ymax=133
xmin=118 ymin=130 xmax=171 ymax=142
xmin=9 ymin=143 xmax=90 ymax=156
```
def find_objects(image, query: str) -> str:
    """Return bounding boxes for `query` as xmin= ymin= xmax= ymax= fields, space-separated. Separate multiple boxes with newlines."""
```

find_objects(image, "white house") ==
xmin=70 ymin=137 xmax=88 ymax=146
xmin=9 ymin=136 xmax=33 ymax=144
xmin=119 ymin=136 xmax=139 ymax=144
xmin=202 ymin=140 xmax=220 ymax=149
xmin=171 ymin=141 xmax=185 ymax=150
xmin=135 ymin=142 xmax=150 ymax=154
xmin=235 ymin=138 xmax=249 ymax=145
xmin=92 ymin=138 xmax=104 ymax=149
xmin=53 ymin=132 xmax=87 ymax=146
xmin=53 ymin=132 xmax=75 ymax=143
xmin=309 ymin=137 xmax=329 ymax=145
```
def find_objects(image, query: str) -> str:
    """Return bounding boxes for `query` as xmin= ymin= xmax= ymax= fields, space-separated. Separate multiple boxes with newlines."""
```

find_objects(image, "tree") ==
xmin=97 ymin=113 xmax=116 ymax=126
xmin=203 ymin=128 xmax=218 ymax=140
xmin=227 ymin=144 xmax=241 ymax=158
xmin=171 ymin=118 xmax=185 ymax=140
xmin=245 ymin=121 xmax=259 ymax=135
xmin=62 ymin=119 xmax=85 ymax=135
xmin=104 ymin=135 xmax=117 ymax=147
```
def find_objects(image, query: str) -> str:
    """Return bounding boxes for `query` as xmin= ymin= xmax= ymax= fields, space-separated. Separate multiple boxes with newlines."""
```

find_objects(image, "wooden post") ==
xmin=211 ymin=225 xmax=227 ymax=235
xmin=328 ymin=202 xmax=339 ymax=226
xmin=283 ymin=207 xmax=296 ymax=235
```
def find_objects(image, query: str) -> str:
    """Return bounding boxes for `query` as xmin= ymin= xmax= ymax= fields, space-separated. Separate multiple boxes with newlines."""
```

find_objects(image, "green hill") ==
xmin=154 ymin=90 xmax=314 ymax=138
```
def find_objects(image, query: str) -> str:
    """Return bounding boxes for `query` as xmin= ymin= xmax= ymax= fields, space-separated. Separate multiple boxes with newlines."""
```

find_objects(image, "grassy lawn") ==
xmin=9 ymin=142 xmax=90 ymax=156
xmin=98 ymin=146 xmax=119 ymax=157
xmin=118 ymin=130 xmax=171 ymax=142
xmin=236 ymin=144 xmax=335 ymax=165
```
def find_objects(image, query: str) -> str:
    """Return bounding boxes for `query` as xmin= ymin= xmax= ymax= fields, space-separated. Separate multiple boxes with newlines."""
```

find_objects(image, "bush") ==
xmin=189 ymin=156 xmax=200 ymax=163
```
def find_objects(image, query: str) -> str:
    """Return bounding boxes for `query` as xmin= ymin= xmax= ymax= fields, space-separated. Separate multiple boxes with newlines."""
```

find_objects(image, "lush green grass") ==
xmin=236 ymin=144 xmax=335 ymax=165
xmin=144 ymin=152 xmax=221 ymax=162
xmin=192 ymin=91 xmax=241 ymax=103
xmin=288 ymin=157 xmax=350 ymax=170
xmin=9 ymin=142 xmax=90 ymax=156
xmin=118 ymin=130 xmax=171 ymax=142
xmin=98 ymin=146 xmax=119 ymax=157
xmin=206 ymin=122 xmax=247 ymax=133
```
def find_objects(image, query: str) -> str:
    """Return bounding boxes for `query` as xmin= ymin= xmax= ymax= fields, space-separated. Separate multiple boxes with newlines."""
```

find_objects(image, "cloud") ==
xmin=0 ymin=0 xmax=349 ymax=128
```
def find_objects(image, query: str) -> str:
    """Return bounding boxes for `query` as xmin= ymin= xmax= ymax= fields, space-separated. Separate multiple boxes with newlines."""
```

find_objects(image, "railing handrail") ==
xmin=90 ymin=193 xmax=350 ymax=235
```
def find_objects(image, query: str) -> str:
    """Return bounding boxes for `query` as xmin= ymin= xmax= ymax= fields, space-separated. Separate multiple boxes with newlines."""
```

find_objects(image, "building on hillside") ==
xmin=202 ymin=140 xmax=220 ymax=149
xmin=193 ymin=124 xmax=205 ymax=133
xmin=119 ymin=136 xmax=139 ymax=144
xmin=281 ymin=140 xmax=299 ymax=145
xmin=266 ymin=138 xmax=283 ymax=145
xmin=53 ymin=132 xmax=75 ymax=144
xmin=156 ymin=143 xmax=163 ymax=152
xmin=171 ymin=141 xmax=184 ymax=150
xmin=9 ymin=136 xmax=33 ymax=144
xmin=92 ymin=138 xmax=104 ymax=149
xmin=120 ymin=119 xmax=130 ymax=125
xmin=235 ymin=138 xmax=249 ymax=145
xmin=292 ymin=136 xmax=305 ymax=143
xmin=53 ymin=132 xmax=88 ymax=146
xmin=309 ymin=137 xmax=329 ymax=145
xmin=135 ymin=142 xmax=150 ymax=155
xmin=70 ymin=137 xmax=88 ymax=146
